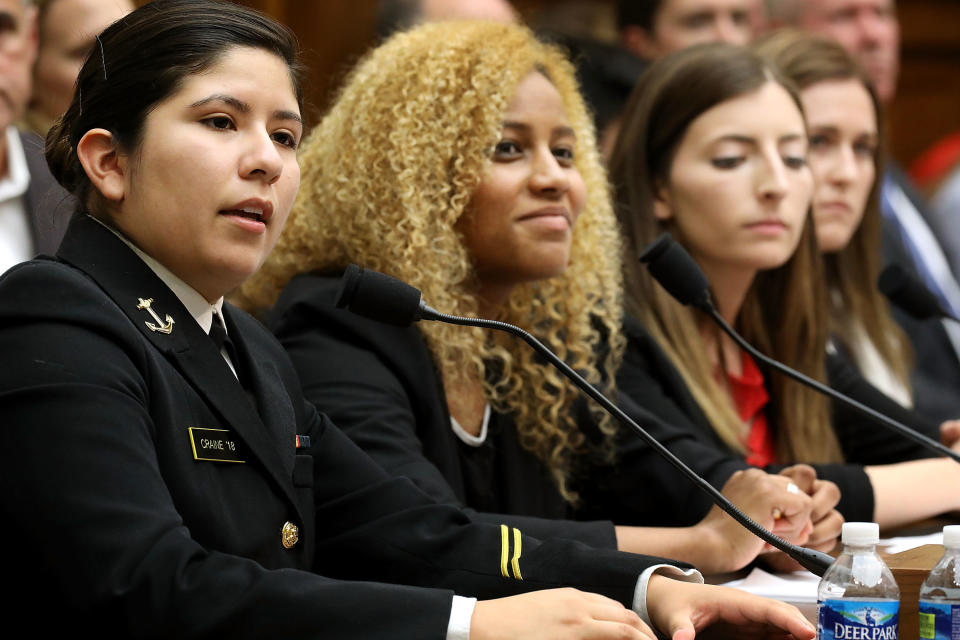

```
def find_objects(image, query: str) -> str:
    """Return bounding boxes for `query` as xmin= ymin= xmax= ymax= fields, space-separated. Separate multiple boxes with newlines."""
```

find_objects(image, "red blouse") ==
xmin=726 ymin=351 xmax=776 ymax=467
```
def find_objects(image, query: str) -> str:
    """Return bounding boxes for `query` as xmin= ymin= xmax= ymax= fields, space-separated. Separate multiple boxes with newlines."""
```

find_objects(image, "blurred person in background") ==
xmin=754 ymin=31 xmax=914 ymax=409
xmin=0 ymin=0 xmax=71 ymax=272
xmin=913 ymin=141 xmax=960 ymax=284
xmin=529 ymin=2 xmax=648 ymax=159
xmin=23 ymin=0 xmax=134 ymax=137
xmin=766 ymin=0 xmax=960 ymax=423
xmin=765 ymin=0 xmax=897 ymax=102
xmin=376 ymin=0 xmax=516 ymax=40
xmin=598 ymin=0 xmax=764 ymax=159
xmin=618 ymin=0 xmax=762 ymax=61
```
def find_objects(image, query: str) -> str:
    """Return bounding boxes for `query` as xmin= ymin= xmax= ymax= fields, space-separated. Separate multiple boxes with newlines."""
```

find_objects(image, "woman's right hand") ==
xmin=695 ymin=468 xmax=815 ymax=573
xmin=941 ymin=420 xmax=960 ymax=453
xmin=470 ymin=588 xmax=657 ymax=640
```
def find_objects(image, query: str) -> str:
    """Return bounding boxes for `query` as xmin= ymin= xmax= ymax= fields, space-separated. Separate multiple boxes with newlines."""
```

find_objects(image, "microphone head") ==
xmin=335 ymin=264 xmax=424 ymax=326
xmin=639 ymin=233 xmax=712 ymax=310
xmin=877 ymin=264 xmax=948 ymax=321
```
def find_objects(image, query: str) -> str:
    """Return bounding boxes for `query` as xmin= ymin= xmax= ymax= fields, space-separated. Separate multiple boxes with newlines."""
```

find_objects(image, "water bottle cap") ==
xmin=944 ymin=525 xmax=960 ymax=547
xmin=842 ymin=522 xmax=879 ymax=545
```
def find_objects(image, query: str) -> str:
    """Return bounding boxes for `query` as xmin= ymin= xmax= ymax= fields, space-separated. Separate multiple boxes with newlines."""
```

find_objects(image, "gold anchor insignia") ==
xmin=136 ymin=297 xmax=175 ymax=334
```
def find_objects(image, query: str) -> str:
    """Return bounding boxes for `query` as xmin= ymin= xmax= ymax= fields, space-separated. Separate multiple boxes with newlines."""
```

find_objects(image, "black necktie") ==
xmin=210 ymin=311 xmax=240 ymax=376
xmin=211 ymin=312 xmax=257 ymax=407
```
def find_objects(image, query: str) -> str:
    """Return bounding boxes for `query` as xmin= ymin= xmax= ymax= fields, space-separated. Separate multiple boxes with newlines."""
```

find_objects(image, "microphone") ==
xmin=639 ymin=233 xmax=960 ymax=465
xmin=335 ymin=263 xmax=431 ymax=326
xmin=878 ymin=264 xmax=960 ymax=323
xmin=336 ymin=263 xmax=834 ymax=576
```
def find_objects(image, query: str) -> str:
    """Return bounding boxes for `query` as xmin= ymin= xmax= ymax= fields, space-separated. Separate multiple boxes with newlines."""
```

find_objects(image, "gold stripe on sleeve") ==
xmin=500 ymin=524 xmax=510 ymax=578
xmin=511 ymin=527 xmax=523 ymax=580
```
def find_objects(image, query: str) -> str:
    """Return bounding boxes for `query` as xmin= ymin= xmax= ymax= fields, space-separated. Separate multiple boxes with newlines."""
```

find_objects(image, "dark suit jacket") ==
xmin=270 ymin=271 xmax=620 ymax=548
xmin=610 ymin=317 xmax=937 ymax=525
xmin=881 ymin=164 xmax=960 ymax=422
xmin=18 ymin=129 xmax=73 ymax=254
xmin=0 ymin=215 xmax=668 ymax=638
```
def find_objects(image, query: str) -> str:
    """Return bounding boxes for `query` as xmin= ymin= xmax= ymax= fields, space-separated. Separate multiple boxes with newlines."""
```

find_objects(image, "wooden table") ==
xmin=886 ymin=544 xmax=945 ymax=640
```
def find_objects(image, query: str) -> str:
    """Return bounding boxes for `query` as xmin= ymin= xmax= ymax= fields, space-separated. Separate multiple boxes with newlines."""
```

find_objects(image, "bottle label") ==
xmin=817 ymin=599 xmax=899 ymax=640
xmin=918 ymin=600 xmax=960 ymax=639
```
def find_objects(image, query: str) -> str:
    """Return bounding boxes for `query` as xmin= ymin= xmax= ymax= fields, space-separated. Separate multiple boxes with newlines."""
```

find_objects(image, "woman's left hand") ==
xmin=760 ymin=465 xmax=842 ymax=572
xmin=646 ymin=575 xmax=816 ymax=639
xmin=777 ymin=465 xmax=842 ymax=551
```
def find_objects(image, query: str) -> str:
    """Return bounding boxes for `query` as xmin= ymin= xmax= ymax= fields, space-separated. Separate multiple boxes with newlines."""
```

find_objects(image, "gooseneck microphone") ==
xmin=639 ymin=234 xmax=960 ymax=465
xmin=336 ymin=263 xmax=834 ymax=576
xmin=878 ymin=264 xmax=960 ymax=323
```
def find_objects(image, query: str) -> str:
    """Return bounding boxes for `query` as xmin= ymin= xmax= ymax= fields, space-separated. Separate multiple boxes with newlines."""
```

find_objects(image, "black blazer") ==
xmin=272 ymin=272 xmax=797 ymax=534
xmin=270 ymin=271 xmax=620 ymax=548
xmin=0 ymin=215 xmax=669 ymax=638
xmin=19 ymin=129 xmax=73 ymax=254
xmin=611 ymin=316 xmax=937 ymax=525
xmin=881 ymin=164 xmax=960 ymax=423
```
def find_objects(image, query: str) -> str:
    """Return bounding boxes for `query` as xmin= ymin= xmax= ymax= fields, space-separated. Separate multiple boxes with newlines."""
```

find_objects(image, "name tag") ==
xmin=188 ymin=427 xmax=247 ymax=463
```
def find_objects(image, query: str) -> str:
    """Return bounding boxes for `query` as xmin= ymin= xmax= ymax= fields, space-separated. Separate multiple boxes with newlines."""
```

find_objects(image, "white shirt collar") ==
xmin=0 ymin=127 xmax=31 ymax=202
xmin=450 ymin=404 xmax=491 ymax=447
xmin=90 ymin=215 xmax=225 ymax=334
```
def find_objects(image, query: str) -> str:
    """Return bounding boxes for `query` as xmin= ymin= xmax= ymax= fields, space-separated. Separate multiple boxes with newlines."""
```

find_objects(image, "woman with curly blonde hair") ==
xmin=246 ymin=19 xmax=620 ymax=493
xmin=242 ymin=20 xmax=822 ymax=574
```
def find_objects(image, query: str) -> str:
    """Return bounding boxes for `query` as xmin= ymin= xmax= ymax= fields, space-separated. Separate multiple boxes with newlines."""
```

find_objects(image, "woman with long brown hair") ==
xmin=754 ymin=30 xmax=914 ymax=408
xmin=611 ymin=42 xmax=960 ymax=531
xmin=756 ymin=27 xmax=960 ymax=467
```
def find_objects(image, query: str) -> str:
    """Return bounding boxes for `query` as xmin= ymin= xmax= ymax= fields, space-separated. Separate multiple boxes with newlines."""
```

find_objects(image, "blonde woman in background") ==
xmin=243 ymin=20 xmax=837 ymax=577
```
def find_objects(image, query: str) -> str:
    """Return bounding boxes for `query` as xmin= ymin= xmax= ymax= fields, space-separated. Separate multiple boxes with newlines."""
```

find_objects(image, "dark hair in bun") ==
xmin=45 ymin=0 xmax=303 ymax=215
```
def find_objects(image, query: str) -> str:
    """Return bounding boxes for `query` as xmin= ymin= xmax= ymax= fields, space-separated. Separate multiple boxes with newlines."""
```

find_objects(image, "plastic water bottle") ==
xmin=919 ymin=525 xmax=960 ymax=639
xmin=817 ymin=522 xmax=899 ymax=640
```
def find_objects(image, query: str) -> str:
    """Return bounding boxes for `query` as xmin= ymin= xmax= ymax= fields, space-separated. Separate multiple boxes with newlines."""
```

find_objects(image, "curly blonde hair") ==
xmin=243 ymin=20 xmax=624 ymax=500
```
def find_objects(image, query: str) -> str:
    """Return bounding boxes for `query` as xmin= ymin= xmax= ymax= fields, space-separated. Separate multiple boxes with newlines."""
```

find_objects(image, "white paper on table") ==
xmin=721 ymin=533 xmax=944 ymax=603
xmin=722 ymin=567 xmax=820 ymax=603
xmin=880 ymin=531 xmax=943 ymax=555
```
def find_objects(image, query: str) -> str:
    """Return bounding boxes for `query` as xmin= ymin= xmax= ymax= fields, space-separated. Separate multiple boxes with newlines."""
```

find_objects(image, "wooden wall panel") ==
xmin=890 ymin=0 xmax=960 ymax=167
xmin=239 ymin=0 xmax=378 ymax=124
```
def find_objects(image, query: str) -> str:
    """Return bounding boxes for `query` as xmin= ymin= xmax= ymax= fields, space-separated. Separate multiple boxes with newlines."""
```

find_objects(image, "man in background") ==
xmin=766 ymin=0 xmax=898 ymax=101
xmin=0 ymin=0 xmax=71 ymax=273
xmin=619 ymin=0 xmax=762 ymax=60
xmin=24 ymin=0 xmax=134 ymax=137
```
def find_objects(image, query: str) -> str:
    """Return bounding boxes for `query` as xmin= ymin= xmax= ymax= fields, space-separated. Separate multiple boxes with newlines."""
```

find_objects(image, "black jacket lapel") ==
xmin=56 ymin=214 xmax=303 ymax=520
xmin=222 ymin=305 xmax=296 ymax=479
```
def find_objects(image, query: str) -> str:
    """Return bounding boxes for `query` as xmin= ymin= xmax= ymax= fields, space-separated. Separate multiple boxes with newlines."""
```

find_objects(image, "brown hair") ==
xmin=610 ymin=42 xmax=843 ymax=464
xmin=753 ymin=29 xmax=912 ymax=394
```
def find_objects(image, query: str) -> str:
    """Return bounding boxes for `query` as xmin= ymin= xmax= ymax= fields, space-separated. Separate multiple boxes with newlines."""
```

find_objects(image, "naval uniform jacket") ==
xmin=0 ymin=214 xmax=672 ymax=639
xmin=603 ymin=316 xmax=938 ymax=526
xmin=270 ymin=272 xmax=726 ymax=539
